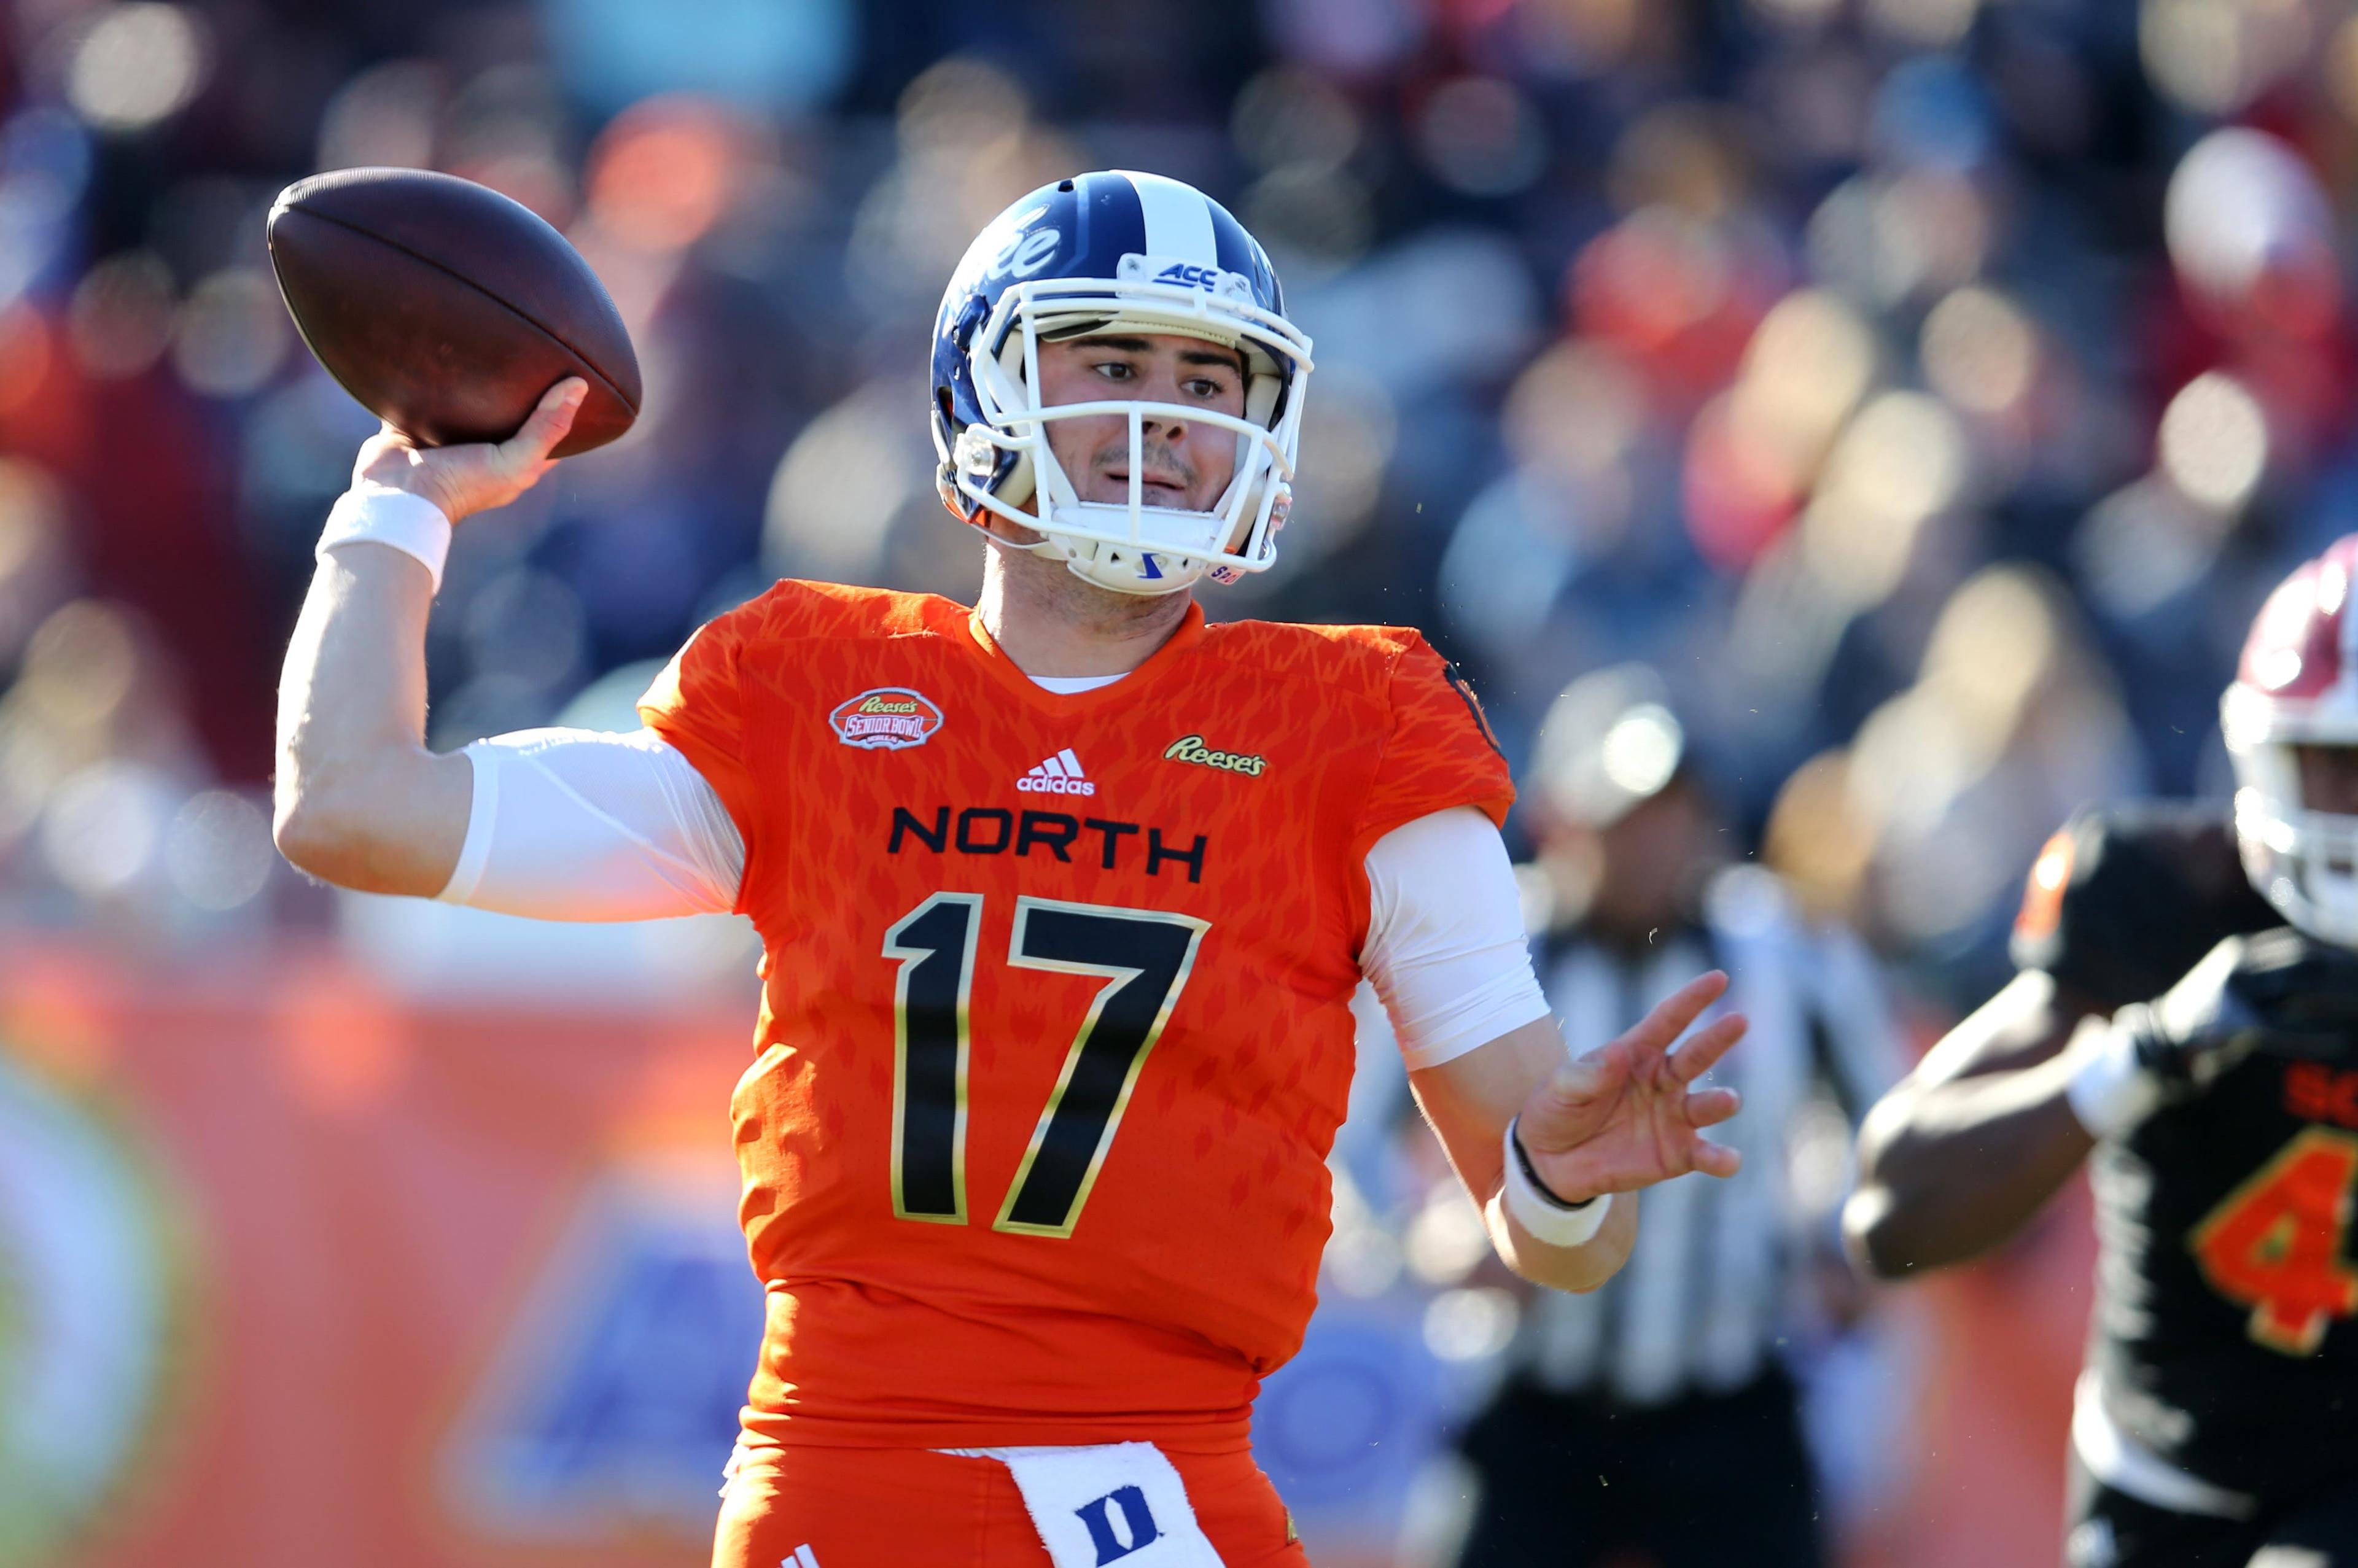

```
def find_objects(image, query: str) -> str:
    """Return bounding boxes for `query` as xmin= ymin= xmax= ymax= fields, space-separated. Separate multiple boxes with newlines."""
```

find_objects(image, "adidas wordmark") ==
xmin=1017 ymin=748 xmax=1096 ymax=796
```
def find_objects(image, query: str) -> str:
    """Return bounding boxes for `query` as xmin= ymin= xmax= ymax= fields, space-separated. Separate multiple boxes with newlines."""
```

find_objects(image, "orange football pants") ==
xmin=711 ymin=1442 xmax=1310 ymax=1568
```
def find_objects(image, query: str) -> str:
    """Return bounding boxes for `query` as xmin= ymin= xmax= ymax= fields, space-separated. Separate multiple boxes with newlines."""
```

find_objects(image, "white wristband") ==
xmin=2064 ymin=1017 xmax=2162 ymax=1139
xmin=1500 ymin=1117 xmax=1612 ymax=1248
xmin=317 ymin=481 xmax=454 ymax=592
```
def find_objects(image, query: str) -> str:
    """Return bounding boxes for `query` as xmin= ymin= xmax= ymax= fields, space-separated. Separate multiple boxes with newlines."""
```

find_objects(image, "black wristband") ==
xmin=1509 ymin=1119 xmax=1597 ymax=1211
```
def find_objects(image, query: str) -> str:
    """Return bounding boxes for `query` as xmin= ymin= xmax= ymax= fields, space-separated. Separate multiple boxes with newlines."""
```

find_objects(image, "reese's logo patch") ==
xmin=1163 ymin=734 xmax=1267 ymax=777
xmin=830 ymin=688 xmax=945 ymax=751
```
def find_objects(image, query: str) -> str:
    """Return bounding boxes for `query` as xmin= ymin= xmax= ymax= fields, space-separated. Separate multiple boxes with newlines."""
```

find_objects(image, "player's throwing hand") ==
xmin=1517 ymin=970 xmax=1746 ymax=1202
xmin=354 ymin=376 xmax=586 ymax=523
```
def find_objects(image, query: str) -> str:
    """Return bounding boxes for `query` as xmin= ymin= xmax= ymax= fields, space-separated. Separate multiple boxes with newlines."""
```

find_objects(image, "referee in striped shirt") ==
xmin=1450 ymin=667 xmax=1900 ymax=1568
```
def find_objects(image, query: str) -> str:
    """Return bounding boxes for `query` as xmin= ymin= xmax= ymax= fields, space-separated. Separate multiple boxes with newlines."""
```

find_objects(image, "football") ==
xmin=268 ymin=168 xmax=640 ymax=458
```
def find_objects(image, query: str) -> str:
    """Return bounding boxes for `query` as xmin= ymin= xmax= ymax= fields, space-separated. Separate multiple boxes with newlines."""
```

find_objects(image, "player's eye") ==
xmin=1092 ymin=360 xmax=1136 ymax=381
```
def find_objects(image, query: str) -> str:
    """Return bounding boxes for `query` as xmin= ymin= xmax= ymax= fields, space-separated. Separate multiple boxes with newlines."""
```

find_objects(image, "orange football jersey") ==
xmin=639 ymin=582 xmax=1511 ymax=1451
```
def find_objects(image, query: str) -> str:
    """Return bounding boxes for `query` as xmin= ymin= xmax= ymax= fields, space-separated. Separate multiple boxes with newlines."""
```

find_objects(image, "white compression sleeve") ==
xmin=436 ymin=728 xmax=746 ymax=920
xmin=1361 ymin=807 xmax=1552 ymax=1069
xmin=430 ymin=670 xmax=1115 ymax=923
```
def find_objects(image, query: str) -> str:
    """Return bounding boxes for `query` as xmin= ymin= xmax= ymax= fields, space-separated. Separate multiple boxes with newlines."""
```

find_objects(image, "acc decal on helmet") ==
xmin=930 ymin=171 xmax=1313 ymax=597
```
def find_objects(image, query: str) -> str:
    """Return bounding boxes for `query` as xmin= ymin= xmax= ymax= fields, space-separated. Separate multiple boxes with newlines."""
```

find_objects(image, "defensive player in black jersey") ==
xmin=1845 ymin=537 xmax=2358 ymax=1567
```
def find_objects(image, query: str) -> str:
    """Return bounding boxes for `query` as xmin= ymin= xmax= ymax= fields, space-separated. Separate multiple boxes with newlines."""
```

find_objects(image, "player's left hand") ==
xmin=2223 ymin=928 xmax=2358 ymax=1059
xmin=1516 ymin=970 xmax=1746 ymax=1204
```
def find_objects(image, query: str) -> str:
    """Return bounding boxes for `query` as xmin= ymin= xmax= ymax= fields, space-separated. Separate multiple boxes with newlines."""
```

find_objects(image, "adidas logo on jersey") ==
xmin=1018 ymin=749 xmax=1096 ymax=796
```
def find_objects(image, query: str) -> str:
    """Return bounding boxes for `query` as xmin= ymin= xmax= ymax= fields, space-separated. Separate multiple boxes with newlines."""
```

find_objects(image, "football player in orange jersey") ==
xmin=274 ymin=172 xmax=1748 ymax=1568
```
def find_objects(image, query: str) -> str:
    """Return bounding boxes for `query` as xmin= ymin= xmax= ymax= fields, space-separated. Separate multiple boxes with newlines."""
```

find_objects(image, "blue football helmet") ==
xmin=930 ymin=170 xmax=1313 ymax=596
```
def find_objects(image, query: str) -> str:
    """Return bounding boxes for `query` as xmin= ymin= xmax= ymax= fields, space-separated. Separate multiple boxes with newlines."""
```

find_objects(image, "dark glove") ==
xmin=2220 ymin=927 xmax=2358 ymax=1060
xmin=2119 ymin=931 xmax=2358 ymax=1100
xmin=2112 ymin=938 xmax=2265 ymax=1101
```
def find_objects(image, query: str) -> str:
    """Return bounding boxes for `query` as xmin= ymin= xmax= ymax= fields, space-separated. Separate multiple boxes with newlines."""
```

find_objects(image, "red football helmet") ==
xmin=2223 ymin=535 xmax=2358 ymax=944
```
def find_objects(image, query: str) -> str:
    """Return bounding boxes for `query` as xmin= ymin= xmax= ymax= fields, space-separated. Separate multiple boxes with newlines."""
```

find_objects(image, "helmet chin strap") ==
xmin=978 ymin=524 xmax=1058 ymax=558
xmin=981 ymin=525 xmax=1196 ymax=598
xmin=1063 ymin=556 xmax=1194 ymax=597
xmin=976 ymin=501 xmax=1204 ymax=598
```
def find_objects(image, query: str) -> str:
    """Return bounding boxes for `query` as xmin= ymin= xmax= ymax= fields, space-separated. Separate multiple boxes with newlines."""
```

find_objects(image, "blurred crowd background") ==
xmin=12 ymin=0 xmax=2358 ymax=993
xmin=0 ymin=0 xmax=2345 ymax=1562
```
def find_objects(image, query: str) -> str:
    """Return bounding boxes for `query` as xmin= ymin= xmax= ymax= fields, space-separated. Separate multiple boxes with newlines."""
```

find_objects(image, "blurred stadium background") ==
xmin=0 ymin=0 xmax=2339 ymax=1561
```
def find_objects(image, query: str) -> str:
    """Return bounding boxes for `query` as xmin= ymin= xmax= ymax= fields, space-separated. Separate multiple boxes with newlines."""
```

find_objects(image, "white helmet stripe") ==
xmin=1121 ymin=170 xmax=1220 ymax=266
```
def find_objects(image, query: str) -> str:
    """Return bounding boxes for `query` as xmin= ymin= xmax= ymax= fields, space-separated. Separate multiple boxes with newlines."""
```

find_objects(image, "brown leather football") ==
xmin=268 ymin=168 xmax=640 ymax=458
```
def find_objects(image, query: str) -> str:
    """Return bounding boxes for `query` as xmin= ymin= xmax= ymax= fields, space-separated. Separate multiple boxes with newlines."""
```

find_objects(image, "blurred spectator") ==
xmin=1439 ymin=666 xmax=1902 ymax=1568
xmin=1765 ymin=564 xmax=2146 ymax=999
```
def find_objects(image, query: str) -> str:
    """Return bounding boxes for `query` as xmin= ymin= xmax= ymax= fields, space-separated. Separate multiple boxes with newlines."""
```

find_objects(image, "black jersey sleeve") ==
xmin=2009 ymin=801 xmax=2281 ymax=1011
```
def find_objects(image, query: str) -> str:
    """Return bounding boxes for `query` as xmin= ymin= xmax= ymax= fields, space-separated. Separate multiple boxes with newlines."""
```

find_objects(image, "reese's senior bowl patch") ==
xmin=830 ymin=688 xmax=945 ymax=750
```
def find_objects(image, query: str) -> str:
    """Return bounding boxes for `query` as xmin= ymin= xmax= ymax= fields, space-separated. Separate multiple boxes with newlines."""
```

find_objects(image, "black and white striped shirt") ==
xmin=1512 ymin=866 xmax=1899 ymax=1406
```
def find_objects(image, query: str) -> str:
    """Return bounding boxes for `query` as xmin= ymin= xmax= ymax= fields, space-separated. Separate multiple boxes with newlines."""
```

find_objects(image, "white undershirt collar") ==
xmin=1029 ymin=673 xmax=1127 ymax=694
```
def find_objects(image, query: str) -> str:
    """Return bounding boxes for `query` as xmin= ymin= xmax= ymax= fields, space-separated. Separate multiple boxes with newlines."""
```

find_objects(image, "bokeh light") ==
xmin=1286 ymin=367 xmax=1398 ymax=553
xmin=1745 ymin=0 xmax=1843 ymax=30
xmin=1600 ymin=704 xmax=1683 ymax=798
xmin=67 ymin=252 xmax=174 ymax=379
xmin=315 ymin=59 xmax=445 ymax=173
xmin=1843 ymin=566 xmax=2114 ymax=942
xmin=1762 ymin=750 xmax=1875 ymax=923
xmin=2165 ymin=127 xmax=2338 ymax=338
xmin=1404 ymin=1186 xmax=1490 ymax=1285
xmin=464 ymin=569 xmax=591 ymax=694
xmin=64 ymin=4 xmax=211 ymax=134
xmin=2075 ymin=475 xmax=2235 ymax=619
xmin=2157 ymin=372 xmax=2268 ymax=512
xmin=1414 ymin=77 xmax=1547 ymax=198
xmin=1811 ymin=171 xmax=1991 ymax=308
xmin=1514 ymin=0 xmax=1648 ymax=74
xmin=441 ymin=64 xmax=578 ymax=225
xmin=765 ymin=380 xmax=930 ymax=585
xmin=2140 ymin=0 xmax=2309 ymax=115
xmin=163 ymin=790 xmax=274 ymax=912
xmin=1608 ymin=103 xmax=1750 ymax=221
xmin=1864 ymin=0 xmax=1980 ymax=51
xmin=1423 ymin=1286 xmax=1520 ymax=1362
xmin=0 ymin=460 xmax=75 ymax=665
xmin=171 ymin=270 xmax=289 ymax=398
xmin=1921 ymin=286 xmax=2037 ymax=418
xmin=1504 ymin=340 xmax=1646 ymax=492
xmin=42 ymin=761 xmax=174 ymax=897
xmin=543 ymin=0 xmax=854 ymax=115
xmin=0 ymin=305 xmax=53 ymax=415
xmin=1801 ymin=392 xmax=1969 ymax=608
xmin=1231 ymin=68 xmax=1363 ymax=174
xmin=1683 ymin=288 xmax=1878 ymax=568
xmin=1243 ymin=165 xmax=1376 ymax=278
xmin=19 ymin=602 xmax=140 ymax=737
xmin=2328 ymin=13 xmax=2358 ymax=124
xmin=1731 ymin=290 xmax=1878 ymax=489
xmin=841 ymin=58 xmax=1079 ymax=316
xmin=585 ymin=96 xmax=748 ymax=255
